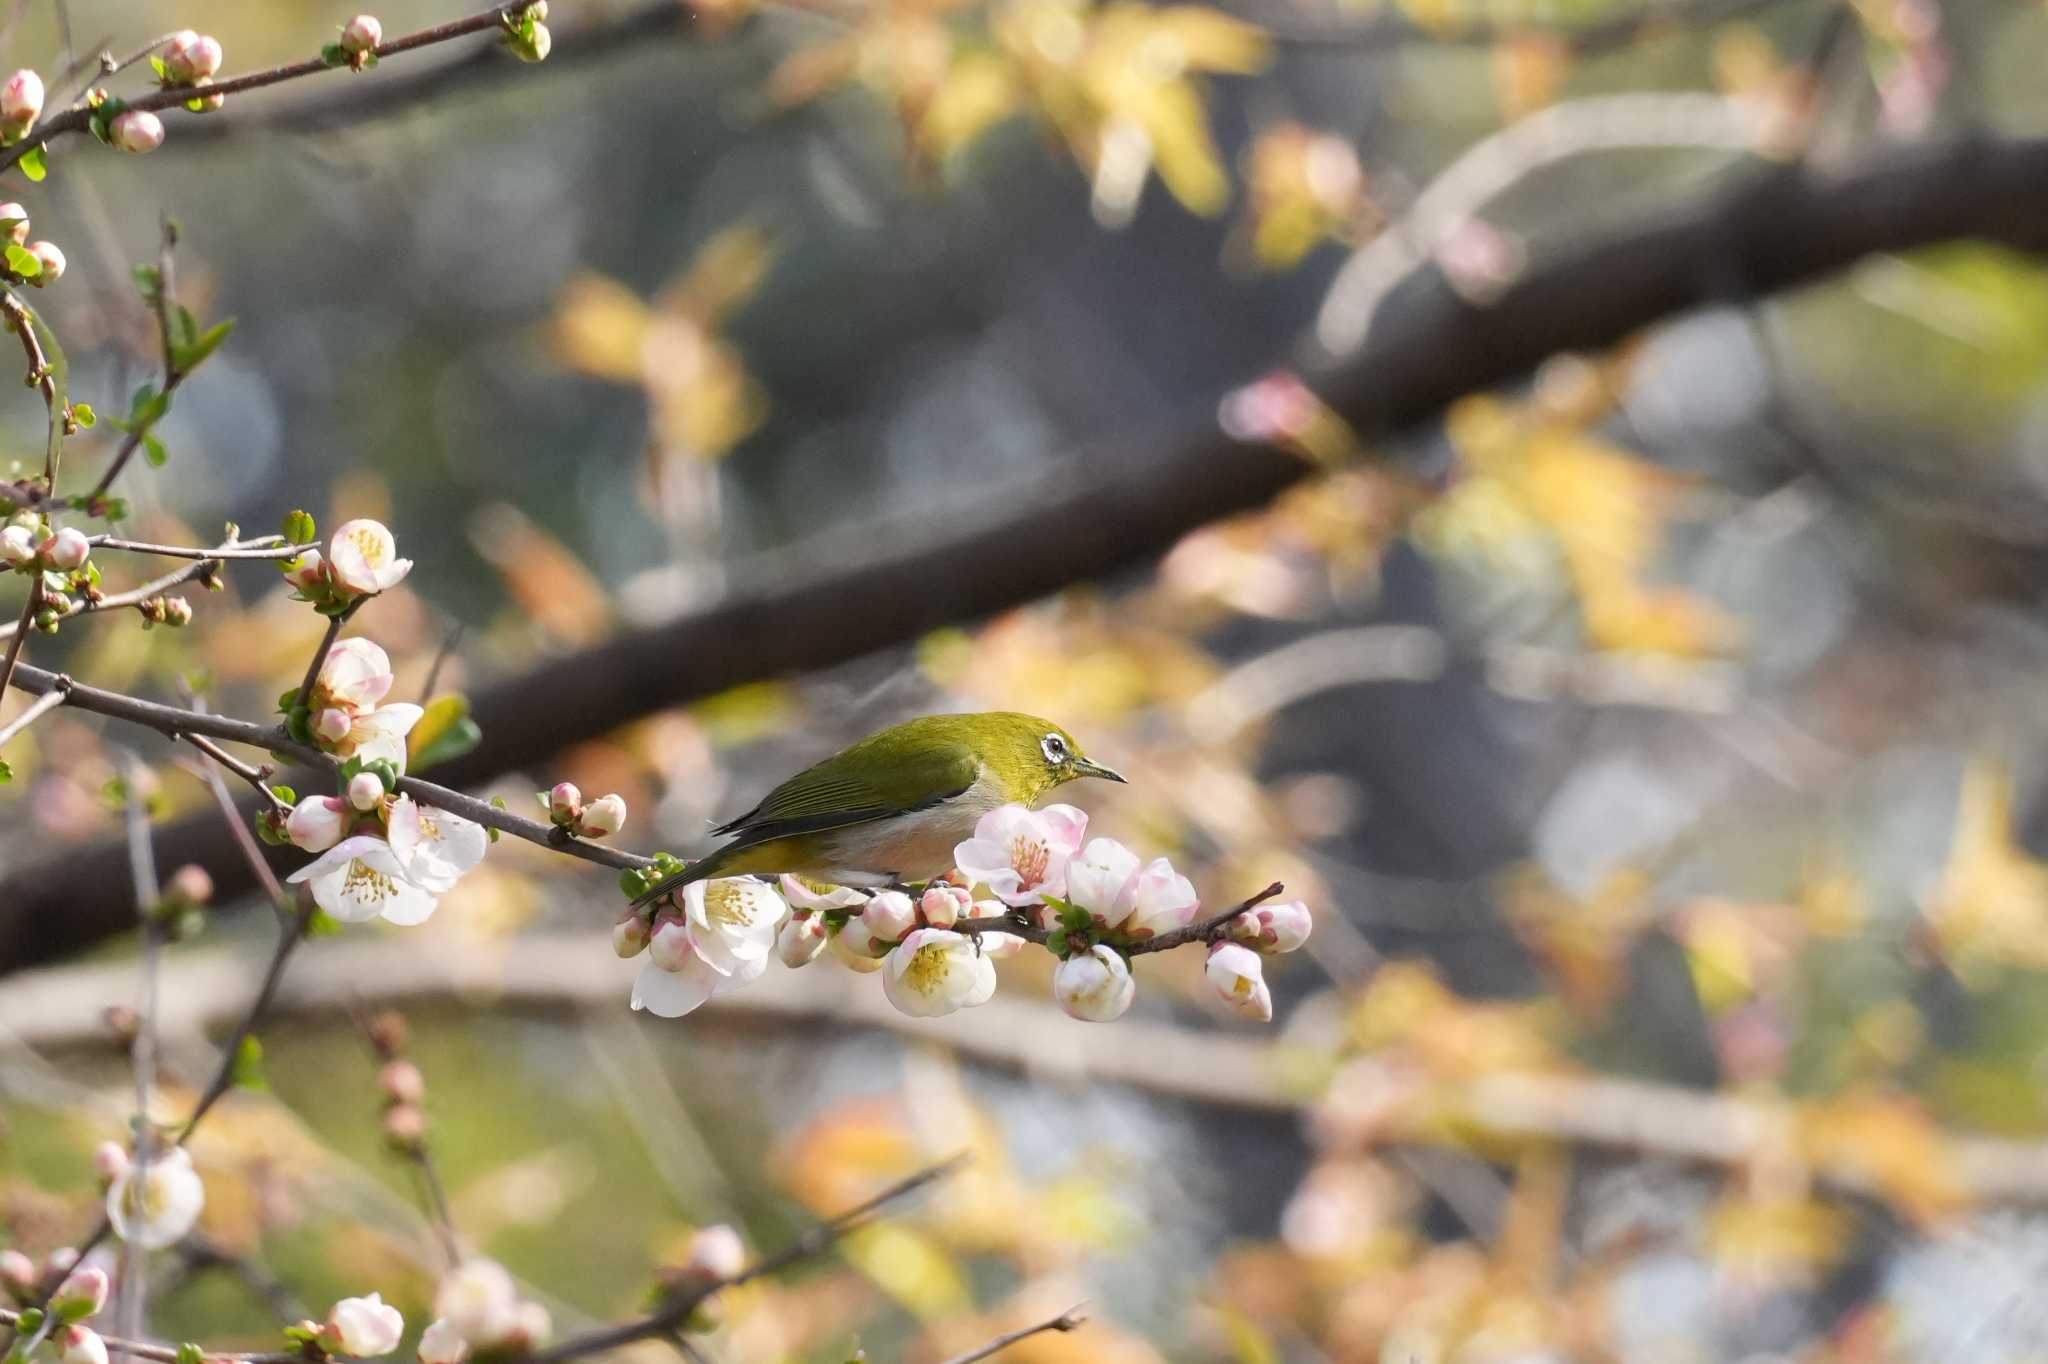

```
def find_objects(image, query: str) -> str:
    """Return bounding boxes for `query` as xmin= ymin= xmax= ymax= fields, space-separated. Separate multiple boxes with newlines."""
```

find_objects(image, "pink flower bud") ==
xmin=57 ymin=1326 xmax=107 ymax=1364
xmin=1205 ymin=942 xmax=1273 ymax=1022
xmin=776 ymin=911 xmax=828 ymax=967
xmin=284 ymin=549 xmax=327 ymax=593
xmin=162 ymin=32 xmax=223 ymax=83
xmin=682 ymin=1224 xmax=745 ymax=1280
xmin=545 ymin=782 xmax=581 ymax=824
xmin=91 ymin=1141 xmax=130 ymax=1186
xmin=314 ymin=708 xmax=353 ymax=744
xmin=341 ymin=15 xmax=383 ymax=55
xmin=1 ymin=70 xmax=43 ymax=129
xmin=576 ymin=793 xmax=626 ymax=838
xmin=647 ymin=911 xmax=696 ymax=973
xmin=0 ymin=524 xmax=36 ymax=565
xmin=42 ymin=526 xmax=89 ymax=569
xmin=613 ymin=908 xmax=651 ymax=958
xmin=377 ymin=1060 xmax=424 ymax=1106
xmin=417 ymin=1319 xmax=468 ymax=1364
xmin=51 ymin=1266 xmax=108 ymax=1320
xmin=0 ymin=203 xmax=28 ymax=244
xmin=919 ymin=883 xmax=969 ymax=929
xmin=286 ymin=795 xmax=349 ymax=853
xmin=347 ymin=771 xmax=385 ymax=812
xmin=1229 ymin=899 xmax=1313 ymax=954
xmin=862 ymin=890 xmax=916 ymax=943
xmin=322 ymin=1292 xmax=405 ymax=1357
xmin=166 ymin=864 xmax=213 ymax=906
xmin=0 ymin=1248 xmax=33 ymax=1300
xmin=382 ymin=1104 xmax=426 ymax=1150
xmin=109 ymin=109 xmax=165 ymax=154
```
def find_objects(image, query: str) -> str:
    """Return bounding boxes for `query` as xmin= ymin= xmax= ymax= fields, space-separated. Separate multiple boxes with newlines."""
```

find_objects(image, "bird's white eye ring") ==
xmin=1041 ymin=734 xmax=1067 ymax=763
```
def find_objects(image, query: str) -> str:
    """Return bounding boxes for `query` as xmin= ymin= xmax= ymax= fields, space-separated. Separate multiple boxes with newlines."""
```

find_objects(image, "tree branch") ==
xmin=936 ymin=1307 xmax=1089 ymax=1364
xmin=11 ymin=131 xmax=2048 ymax=969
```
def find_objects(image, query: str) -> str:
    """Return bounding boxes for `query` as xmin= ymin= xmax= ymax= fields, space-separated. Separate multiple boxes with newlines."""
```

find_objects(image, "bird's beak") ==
xmin=1075 ymin=758 xmax=1127 ymax=784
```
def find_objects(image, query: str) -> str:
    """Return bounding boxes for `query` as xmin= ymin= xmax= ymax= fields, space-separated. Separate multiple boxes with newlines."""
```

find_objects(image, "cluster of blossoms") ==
xmin=0 ymin=1248 xmax=115 ymax=1364
xmin=290 ymin=1259 xmax=552 ymax=1363
xmin=262 ymin=636 xmax=487 ymax=926
xmin=1 ymin=516 xmax=97 ymax=632
xmin=0 ymin=202 xmax=65 ymax=285
xmin=615 ymin=803 xmax=1312 ymax=1022
xmin=542 ymin=783 xmax=628 ymax=839
xmin=282 ymin=517 xmax=413 ymax=616
xmin=154 ymin=30 xmax=225 ymax=114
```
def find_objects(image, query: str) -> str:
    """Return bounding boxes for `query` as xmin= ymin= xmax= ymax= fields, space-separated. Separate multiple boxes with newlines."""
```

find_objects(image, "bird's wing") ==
xmin=711 ymin=739 xmax=980 ymax=848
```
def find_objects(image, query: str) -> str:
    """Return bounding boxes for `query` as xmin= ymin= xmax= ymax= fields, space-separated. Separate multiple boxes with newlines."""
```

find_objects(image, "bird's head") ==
xmin=975 ymin=712 xmax=1126 ymax=804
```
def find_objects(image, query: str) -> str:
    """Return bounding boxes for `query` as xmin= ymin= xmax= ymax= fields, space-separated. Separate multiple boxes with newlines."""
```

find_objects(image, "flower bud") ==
xmin=0 ymin=203 xmax=27 ymax=244
xmin=142 ymin=595 xmax=192 ymax=628
xmin=862 ymin=889 xmax=917 ymax=944
xmin=1205 ymin=942 xmax=1273 ymax=1021
xmin=377 ymin=1060 xmax=424 ymax=1106
xmin=681 ymin=1224 xmax=745 ymax=1280
xmin=347 ymin=770 xmax=385 ymax=811
xmin=647 ymin=910 xmax=695 ymax=973
xmin=109 ymin=109 xmax=165 ymax=154
xmin=322 ymin=1292 xmax=405 ymax=1358
xmin=577 ymin=793 xmax=626 ymax=838
xmin=51 ymin=1267 xmax=108 ymax=1321
xmin=184 ymin=78 xmax=223 ymax=113
xmin=57 ymin=1326 xmax=107 ymax=1364
xmin=91 ymin=1141 xmax=131 ymax=1188
xmin=1 ymin=70 xmax=42 ymax=132
xmin=165 ymin=864 xmax=213 ymax=906
xmin=1053 ymin=944 xmax=1135 ymax=1021
xmin=286 ymin=794 xmax=349 ymax=853
xmin=0 ymin=523 xmax=35 ymax=565
xmin=366 ymin=1009 xmax=408 ymax=1056
xmin=613 ymin=908 xmax=651 ymax=958
xmin=382 ymin=1103 xmax=426 ymax=1151
xmin=545 ymin=782 xmax=581 ymax=824
xmin=776 ymin=911 xmax=827 ymax=967
xmin=919 ymin=883 xmax=970 ymax=929
xmin=284 ymin=548 xmax=327 ymax=593
xmin=162 ymin=32 xmax=223 ymax=83
xmin=829 ymin=916 xmax=887 ymax=972
xmin=417 ymin=1319 xmax=468 ymax=1364
xmin=1229 ymin=899 xmax=1313 ymax=954
xmin=507 ymin=22 xmax=551 ymax=62
xmin=314 ymin=708 xmax=353 ymax=744
xmin=341 ymin=15 xmax=383 ymax=55
xmin=0 ymin=1247 xmax=33 ymax=1301
xmin=42 ymin=526 xmax=89 ymax=570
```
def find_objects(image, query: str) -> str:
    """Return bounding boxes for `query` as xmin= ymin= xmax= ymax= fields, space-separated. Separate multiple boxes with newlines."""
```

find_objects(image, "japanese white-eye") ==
xmin=632 ymin=711 xmax=1124 ymax=905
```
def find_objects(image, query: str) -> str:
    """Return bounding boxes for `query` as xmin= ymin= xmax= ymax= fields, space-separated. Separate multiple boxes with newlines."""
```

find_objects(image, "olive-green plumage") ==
xmin=631 ymin=711 xmax=1123 ymax=906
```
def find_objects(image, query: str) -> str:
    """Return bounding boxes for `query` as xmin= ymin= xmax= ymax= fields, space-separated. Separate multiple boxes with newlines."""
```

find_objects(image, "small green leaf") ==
xmin=16 ymin=1307 xmax=45 ymax=1334
xmin=72 ymin=401 xmax=95 ymax=428
xmin=4 ymin=242 xmax=38 ymax=277
xmin=270 ymin=784 xmax=296 ymax=805
xmin=21 ymin=144 xmax=47 ymax=181
xmin=148 ymin=56 xmax=168 ymax=80
xmin=142 ymin=433 xmax=167 ymax=467
xmin=0 ymin=758 xmax=11 ymax=783
xmin=132 ymin=264 xmax=161 ymax=300
xmin=319 ymin=42 xmax=347 ymax=67
xmin=307 ymin=909 xmax=344 ymax=937
xmin=282 ymin=508 xmax=316 ymax=544
xmin=171 ymin=317 xmax=234 ymax=372
xmin=175 ymin=1343 xmax=204 ymax=1364
xmin=232 ymin=1035 xmax=267 ymax=1090
xmin=129 ymin=381 xmax=168 ymax=426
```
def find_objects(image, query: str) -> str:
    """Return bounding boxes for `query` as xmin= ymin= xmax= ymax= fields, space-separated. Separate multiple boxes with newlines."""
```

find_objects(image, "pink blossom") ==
xmin=952 ymin=802 xmax=1088 ymax=907
xmin=109 ymin=110 xmax=165 ymax=154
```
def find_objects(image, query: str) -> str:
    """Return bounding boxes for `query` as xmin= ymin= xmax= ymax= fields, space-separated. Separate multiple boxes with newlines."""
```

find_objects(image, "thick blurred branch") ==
xmin=11 ymin=130 xmax=2048 ymax=969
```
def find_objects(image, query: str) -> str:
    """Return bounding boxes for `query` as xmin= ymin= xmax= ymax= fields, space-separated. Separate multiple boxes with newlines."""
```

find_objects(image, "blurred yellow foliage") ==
xmin=1239 ymin=123 xmax=1375 ymax=269
xmin=1797 ymin=1089 xmax=1964 ymax=1225
xmin=1924 ymin=756 xmax=2048 ymax=977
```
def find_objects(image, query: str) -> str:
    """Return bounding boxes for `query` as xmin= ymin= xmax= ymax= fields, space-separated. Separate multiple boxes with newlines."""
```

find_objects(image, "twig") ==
xmin=0 ymin=575 xmax=42 ymax=703
xmin=0 ymin=676 xmax=66 ymax=748
xmin=85 ymin=221 xmax=181 ymax=503
xmin=936 ymin=1306 xmax=1090 ymax=1364
xmin=952 ymin=882 xmax=1285 ymax=956
xmin=86 ymin=534 xmax=297 ymax=560
xmin=0 ymin=1311 xmax=299 ymax=1364
xmin=419 ymin=621 xmax=466 ymax=702
xmin=6 ymin=660 xmax=657 ymax=873
xmin=0 ymin=288 xmax=59 ymax=483
xmin=119 ymin=756 xmax=162 ymax=1364
xmin=524 ymin=1156 xmax=969 ymax=1364
xmin=291 ymin=605 xmax=355 ymax=718
xmin=184 ymin=733 xmax=289 ymax=813
xmin=0 ymin=2 xmax=552 ymax=178
xmin=0 ymin=557 xmax=209 ymax=641
xmin=189 ymin=721 xmax=295 ymax=915
xmin=170 ymin=905 xmax=310 ymax=1145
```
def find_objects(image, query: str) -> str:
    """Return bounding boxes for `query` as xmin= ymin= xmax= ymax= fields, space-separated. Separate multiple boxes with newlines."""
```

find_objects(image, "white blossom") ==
xmin=106 ymin=1146 xmax=204 ymax=1248
xmin=1065 ymin=837 xmax=1141 ymax=930
xmin=1205 ymin=942 xmax=1274 ymax=1021
xmin=286 ymin=835 xmax=438 ymax=926
xmin=952 ymin=802 xmax=1088 ymax=907
xmin=385 ymin=796 xmax=487 ymax=893
xmin=883 ymin=929 xmax=997 ymax=1018
xmin=630 ymin=878 xmax=785 ymax=1018
xmin=323 ymin=1293 xmax=405 ymax=1358
xmin=328 ymin=519 xmax=412 ymax=596
xmin=1053 ymin=945 xmax=1134 ymax=1022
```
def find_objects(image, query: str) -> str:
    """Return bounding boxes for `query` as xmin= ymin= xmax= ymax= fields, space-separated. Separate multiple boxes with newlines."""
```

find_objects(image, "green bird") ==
xmin=631 ymin=711 xmax=1125 ymax=907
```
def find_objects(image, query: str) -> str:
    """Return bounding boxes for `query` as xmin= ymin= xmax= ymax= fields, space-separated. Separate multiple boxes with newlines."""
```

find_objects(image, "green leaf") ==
xmin=282 ymin=508 xmax=316 ymax=544
xmin=171 ymin=317 xmax=234 ymax=372
xmin=148 ymin=56 xmax=168 ymax=80
xmin=270 ymin=784 xmax=296 ymax=805
xmin=175 ymin=304 xmax=199 ymax=349
xmin=307 ymin=909 xmax=345 ymax=937
xmin=142 ymin=433 xmax=167 ymax=467
xmin=231 ymin=1035 xmax=267 ymax=1090
xmin=129 ymin=381 xmax=168 ymax=426
xmin=72 ymin=401 xmax=95 ymax=428
xmin=132 ymin=263 xmax=160 ymax=300
xmin=0 ymin=758 xmax=11 ymax=783
xmin=175 ymin=1343 xmax=203 ymax=1364
xmin=408 ymin=694 xmax=481 ymax=769
xmin=21 ymin=144 xmax=47 ymax=182
xmin=4 ymin=242 xmax=38 ymax=277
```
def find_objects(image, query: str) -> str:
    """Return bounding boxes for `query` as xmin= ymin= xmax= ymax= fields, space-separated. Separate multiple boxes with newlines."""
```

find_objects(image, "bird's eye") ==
xmin=1041 ymin=734 xmax=1067 ymax=764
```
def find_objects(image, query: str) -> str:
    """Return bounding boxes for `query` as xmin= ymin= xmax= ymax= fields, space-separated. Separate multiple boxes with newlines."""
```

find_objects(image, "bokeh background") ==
xmin=9 ymin=0 xmax=2048 ymax=1359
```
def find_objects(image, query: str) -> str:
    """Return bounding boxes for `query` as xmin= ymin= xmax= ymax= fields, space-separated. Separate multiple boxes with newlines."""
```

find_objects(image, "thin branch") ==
xmin=936 ymin=1306 xmax=1090 ymax=1364
xmin=419 ymin=621 xmax=466 ymax=703
xmin=5 ymin=660 xmax=658 ymax=873
xmin=523 ymin=1156 xmax=969 ymax=1364
xmin=0 ymin=676 xmax=66 ymax=748
xmin=85 ymin=221 xmax=181 ymax=503
xmin=169 ymin=906 xmax=310 ymax=1145
xmin=0 ymin=288 xmax=60 ymax=485
xmin=952 ymin=882 xmax=1285 ymax=956
xmin=0 ymin=1311 xmax=298 ymax=1364
xmin=1251 ymin=0 xmax=1792 ymax=54
xmin=0 ymin=574 xmax=41 ymax=701
xmin=291 ymin=606 xmax=353 ymax=718
xmin=119 ymin=758 xmax=162 ymax=1364
xmin=0 ymin=2 xmax=552 ymax=178
xmin=87 ymin=534 xmax=297 ymax=560
xmin=183 ymin=733 xmax=289 ymax=813
xmin=188 ymin=721 xmax=294 ymax=914
xmin=0 ymin=531 xmax=281 ymax=641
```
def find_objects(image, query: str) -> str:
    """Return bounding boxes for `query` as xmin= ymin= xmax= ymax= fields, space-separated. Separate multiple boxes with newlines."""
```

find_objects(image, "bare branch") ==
xmin=936 ymin=1306 xmax=1090 ymax=1364
xmin=86 ymin=534 xmax=298 ymax=560
xmin=0 ymin=677 xmax=65 ymax=748
xmin=0 ymin=1310 xmax=298 ymax=1364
